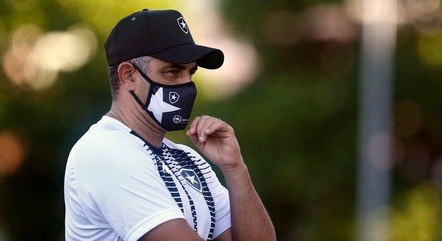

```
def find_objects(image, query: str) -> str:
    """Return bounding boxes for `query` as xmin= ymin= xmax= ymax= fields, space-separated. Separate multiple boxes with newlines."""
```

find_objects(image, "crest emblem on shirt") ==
xmin=180 ymin=169 xmax=202 ymax=192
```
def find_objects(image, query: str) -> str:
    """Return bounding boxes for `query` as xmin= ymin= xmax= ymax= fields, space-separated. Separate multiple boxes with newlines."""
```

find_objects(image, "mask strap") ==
xmin=132 ymin=64 xmax=155 ymax=85
xmin=129 ymin=64 xmax=153 ymax=109
xmin=129 ymin=91 xmax=147 ymax=109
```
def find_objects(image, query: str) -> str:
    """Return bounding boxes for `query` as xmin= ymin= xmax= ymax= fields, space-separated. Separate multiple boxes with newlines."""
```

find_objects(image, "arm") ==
xmin=139 ymin=219 xmax=204 ymax=241
xmin=186 ymin=115 xmax=276 ymax=241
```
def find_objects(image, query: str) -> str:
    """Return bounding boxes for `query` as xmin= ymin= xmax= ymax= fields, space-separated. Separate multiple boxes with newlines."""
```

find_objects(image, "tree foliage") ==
xmin=0 ymin=0 xmax=441 ymax=240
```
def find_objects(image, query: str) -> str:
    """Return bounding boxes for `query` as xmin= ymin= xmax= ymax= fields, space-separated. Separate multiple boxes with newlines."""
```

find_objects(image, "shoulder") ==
xmin=70 ymin=116 xmax=145 ymax=160
xmin=67 ymin=117 xmax=154 ymax=186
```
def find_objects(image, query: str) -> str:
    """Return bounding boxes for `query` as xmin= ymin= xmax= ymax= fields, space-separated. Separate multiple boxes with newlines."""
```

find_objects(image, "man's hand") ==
xmin=186 ymin=115 xmax=244 ymax=172
xmin=187 ymin=115 xmax=276 ymax=241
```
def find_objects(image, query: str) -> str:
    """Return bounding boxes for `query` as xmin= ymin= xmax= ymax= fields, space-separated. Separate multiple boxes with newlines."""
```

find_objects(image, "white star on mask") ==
xmin=147 ymin=88 xmax=181 ymax=123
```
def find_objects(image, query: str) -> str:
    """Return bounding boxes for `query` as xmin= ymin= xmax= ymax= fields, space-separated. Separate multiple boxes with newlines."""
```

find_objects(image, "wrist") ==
xmin=220 ymin=161 xmax=249 ymax=180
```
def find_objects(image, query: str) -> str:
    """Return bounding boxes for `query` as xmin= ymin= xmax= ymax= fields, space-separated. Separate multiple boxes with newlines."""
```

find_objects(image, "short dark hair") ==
xmin=108 ymin=65 xmax=119 ymax=100
xmin=107 ymin=56 xmax=152 ymax=101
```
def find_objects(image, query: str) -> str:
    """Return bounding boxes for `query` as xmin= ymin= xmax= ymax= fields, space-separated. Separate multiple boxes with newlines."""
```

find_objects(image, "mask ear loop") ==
xmin=129 ymin=91 xmax=147 ymax=108
xmin=132 ymin=64 xmax=156 ymax=85
xmin=128 ymin=63 xmax=165 ymax=129
xmin=129 ymin=64 xmax=152 ymax=109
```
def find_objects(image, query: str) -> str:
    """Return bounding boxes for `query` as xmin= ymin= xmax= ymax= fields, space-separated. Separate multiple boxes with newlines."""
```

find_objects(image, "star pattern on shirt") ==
xmin=180 ymin=169 xmax=202 ymax=192
xmin=184 ymin=172 xmax=197 ymax=185
xmin=147 ymin=88 xmax=181 ymax=123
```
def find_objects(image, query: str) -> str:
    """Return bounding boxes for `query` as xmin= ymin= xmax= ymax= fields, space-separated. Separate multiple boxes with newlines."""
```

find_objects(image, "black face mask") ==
xmin=130 ymin=64 xmax=197 ymax=131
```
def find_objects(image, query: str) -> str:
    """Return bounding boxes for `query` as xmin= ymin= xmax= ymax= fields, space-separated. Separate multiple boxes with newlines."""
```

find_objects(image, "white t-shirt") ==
xmin=64 ymin=116 xmax=231 ymax=241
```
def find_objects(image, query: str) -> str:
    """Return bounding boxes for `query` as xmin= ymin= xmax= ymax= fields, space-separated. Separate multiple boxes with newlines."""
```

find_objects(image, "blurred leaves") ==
xmin=219 ymin=0 xmax=442 ymax=240
xmin=392 ymin=183 xmax=442 ymax=240
xmin=0 ymin=0 xmax=441 ymax=240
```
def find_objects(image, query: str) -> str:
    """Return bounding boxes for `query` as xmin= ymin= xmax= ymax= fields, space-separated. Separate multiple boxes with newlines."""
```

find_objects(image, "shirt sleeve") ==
xmin=72 ymin=135 xmax=185 ymax=241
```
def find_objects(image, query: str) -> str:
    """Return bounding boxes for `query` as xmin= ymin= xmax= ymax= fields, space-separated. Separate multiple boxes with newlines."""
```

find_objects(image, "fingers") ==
xmin=187 ymin=115 xmax=227 ymax=142
xmin=204 ymin=118 xmax=225 ymax=136
xmin=187 ymin=116 xmax=200 ymax=136
xmin=195 ymin=116 xmax=210 ymax=141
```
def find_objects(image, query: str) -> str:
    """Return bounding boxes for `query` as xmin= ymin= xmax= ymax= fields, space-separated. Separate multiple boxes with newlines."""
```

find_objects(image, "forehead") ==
xmin=149 ymin=57 xmax=197 ymax=70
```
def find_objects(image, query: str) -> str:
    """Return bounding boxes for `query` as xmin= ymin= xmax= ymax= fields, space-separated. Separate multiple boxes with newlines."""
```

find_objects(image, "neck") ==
xmin=107 ymin=101 xmax=166 ymax=148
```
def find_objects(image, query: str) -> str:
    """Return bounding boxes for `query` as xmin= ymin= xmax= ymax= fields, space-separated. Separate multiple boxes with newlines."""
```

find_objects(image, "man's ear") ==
xmin=117 ymin=62 xmax=136 ymax=91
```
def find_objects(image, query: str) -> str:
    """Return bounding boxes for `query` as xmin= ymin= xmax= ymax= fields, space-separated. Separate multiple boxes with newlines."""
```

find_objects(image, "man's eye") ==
xmin=168 ymin=70 xmax=180 ymax=76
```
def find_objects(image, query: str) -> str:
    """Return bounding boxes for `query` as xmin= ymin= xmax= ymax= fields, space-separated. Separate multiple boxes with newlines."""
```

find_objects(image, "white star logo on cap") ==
xmin=147 ymin=88 xmax=181 ymax=123
xmin=177 ymin=17 xmax=189 ymax=34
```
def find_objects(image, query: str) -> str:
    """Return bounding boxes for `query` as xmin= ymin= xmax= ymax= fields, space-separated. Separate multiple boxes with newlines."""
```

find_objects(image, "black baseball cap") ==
xmin=105 ymin=9 xmax=224 ymax=69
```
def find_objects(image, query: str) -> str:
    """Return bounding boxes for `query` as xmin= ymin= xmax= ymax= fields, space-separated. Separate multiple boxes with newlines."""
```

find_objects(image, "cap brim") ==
xmin=151 ymin=44 xmax=224 ymax=69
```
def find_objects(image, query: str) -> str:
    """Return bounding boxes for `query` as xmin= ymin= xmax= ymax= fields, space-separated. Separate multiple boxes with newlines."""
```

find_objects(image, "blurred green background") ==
xmin=0 ymin=0 xmax=441 ymax=240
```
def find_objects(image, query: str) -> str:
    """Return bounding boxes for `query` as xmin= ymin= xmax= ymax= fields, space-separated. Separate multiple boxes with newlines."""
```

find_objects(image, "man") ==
xmin=64 ymin=9 xmax=276 ymax=241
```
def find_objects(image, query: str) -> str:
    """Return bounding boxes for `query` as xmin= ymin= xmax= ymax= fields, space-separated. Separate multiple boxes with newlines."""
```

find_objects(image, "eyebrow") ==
xmin=163 ymin=63 xmax=198 ymax=72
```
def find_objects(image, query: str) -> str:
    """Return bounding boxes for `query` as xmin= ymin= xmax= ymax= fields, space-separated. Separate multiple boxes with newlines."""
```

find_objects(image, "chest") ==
xmin=154 ymin=147 xmax=216 ymax=240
